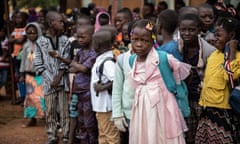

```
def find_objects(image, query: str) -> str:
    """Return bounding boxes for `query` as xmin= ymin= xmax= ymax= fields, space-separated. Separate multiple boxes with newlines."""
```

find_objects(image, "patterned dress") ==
xmin=20 ymin=22 xmax=45 ymax=119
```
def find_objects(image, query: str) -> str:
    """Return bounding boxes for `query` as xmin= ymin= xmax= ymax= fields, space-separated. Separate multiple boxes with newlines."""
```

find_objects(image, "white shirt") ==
xmin=91 ymin=51 xmax=115 ymax=112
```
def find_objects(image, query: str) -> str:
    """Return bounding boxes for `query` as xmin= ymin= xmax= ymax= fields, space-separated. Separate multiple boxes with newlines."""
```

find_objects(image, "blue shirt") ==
xmin=158 ymin=40 xmax=182 ymax=61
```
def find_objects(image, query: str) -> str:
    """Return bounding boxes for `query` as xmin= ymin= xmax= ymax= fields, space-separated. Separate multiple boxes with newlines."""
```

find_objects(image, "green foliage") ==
xmin=16 ymin=0 xmax=59 ymax=9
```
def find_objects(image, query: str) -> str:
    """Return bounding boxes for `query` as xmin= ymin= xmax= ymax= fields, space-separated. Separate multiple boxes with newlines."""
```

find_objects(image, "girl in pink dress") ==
xmin=128 ymin=19 xmax=191 ymax=144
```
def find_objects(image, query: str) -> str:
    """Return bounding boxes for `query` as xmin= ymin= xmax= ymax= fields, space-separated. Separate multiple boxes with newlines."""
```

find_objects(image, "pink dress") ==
xmin=129 ymin=48 xmax=191 ymax=144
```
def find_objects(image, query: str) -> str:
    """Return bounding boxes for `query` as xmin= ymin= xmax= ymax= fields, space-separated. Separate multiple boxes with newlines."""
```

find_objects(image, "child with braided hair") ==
xmin=128 ymin=19 xmax=191 ymax=144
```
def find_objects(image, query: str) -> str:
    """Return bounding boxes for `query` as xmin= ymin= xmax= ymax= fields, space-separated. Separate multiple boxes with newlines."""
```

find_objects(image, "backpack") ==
xmin=96 ymin=57 xmax=116 ymax=96
xmin=129 ymin=50 xmax=190 ymax=117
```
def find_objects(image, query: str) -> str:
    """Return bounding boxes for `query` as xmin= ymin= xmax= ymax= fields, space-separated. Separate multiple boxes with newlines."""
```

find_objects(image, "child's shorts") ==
xmin=69 ymin=94 xmax=78 ymax=118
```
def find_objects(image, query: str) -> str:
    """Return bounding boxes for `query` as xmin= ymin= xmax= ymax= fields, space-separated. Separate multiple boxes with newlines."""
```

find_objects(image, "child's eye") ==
xmin=189 ymin=28 xmax=195 ymax=32
xmin=131 ymin=38 xmax=151 ymax=44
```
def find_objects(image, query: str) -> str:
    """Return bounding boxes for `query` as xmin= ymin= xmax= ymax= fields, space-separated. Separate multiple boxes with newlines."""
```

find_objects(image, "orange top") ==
xmin=12 ymin=27 xmax=26 ymax=57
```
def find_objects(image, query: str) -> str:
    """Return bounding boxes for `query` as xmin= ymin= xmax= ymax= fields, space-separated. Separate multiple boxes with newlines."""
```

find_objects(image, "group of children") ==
xmin=1 ymin=1 xmax=240 ymax=144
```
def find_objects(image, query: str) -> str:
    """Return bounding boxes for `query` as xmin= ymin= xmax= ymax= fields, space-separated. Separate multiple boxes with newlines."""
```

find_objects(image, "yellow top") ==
xmin=199 ymin=50 xmax=240 ymax=109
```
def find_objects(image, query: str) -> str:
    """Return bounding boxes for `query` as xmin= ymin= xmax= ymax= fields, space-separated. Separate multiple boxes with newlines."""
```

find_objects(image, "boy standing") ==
xmin=34 ymin=11 xmax=70 ymax=144
xmin=91 ymin=30 xmax=120 ymax=144
xmin=69 ymin=25 xmax=98 ymax=144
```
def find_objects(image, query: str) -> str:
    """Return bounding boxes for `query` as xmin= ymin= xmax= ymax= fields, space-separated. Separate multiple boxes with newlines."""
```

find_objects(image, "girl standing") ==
xmin=195 ymin=17 xmax=240 ymax=143
xmin=19 ymin=22 xmax=45 ymax=127
xmin=178 ymin=13 xmax=215 ymax=144
xmin=129 ymin=19 xmax=191 ymax=144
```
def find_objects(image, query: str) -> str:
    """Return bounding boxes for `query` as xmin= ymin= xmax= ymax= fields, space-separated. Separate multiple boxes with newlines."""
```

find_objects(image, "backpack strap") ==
xmin=157 ymin=50 xmax=190 ymax=117
xmin=99 ymin=57 xmax=116 ymax=82
xmin=96 ymin=57 xmax=115 ymax=96
xmin=157 ymin=51 xmax=177 ymax=94
xmin=129 ymin=53 xmax=137 ymax=68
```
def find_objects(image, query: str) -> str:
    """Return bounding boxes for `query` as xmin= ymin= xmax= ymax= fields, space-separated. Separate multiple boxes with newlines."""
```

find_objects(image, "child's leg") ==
xmin=78 ymin=92 xmax=98 ymax=144
xmin=58 ymin=89 xmax=70 ymax=142
xmin=96 ymin=112 xmax=120 ymax=144
xmin=45 ymin=92 xmax=59 ymax=142
xmin=68 ymin=94 xmax=78 ymax=144
xmin=68 ymin=117 xmax=77 ymax=144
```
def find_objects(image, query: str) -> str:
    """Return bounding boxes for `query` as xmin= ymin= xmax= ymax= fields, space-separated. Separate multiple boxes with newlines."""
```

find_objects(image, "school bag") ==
xmin=96 ymin=57 xmax=116 ymax=96
xmin=129 ymin=50 xmax=190 ymax=117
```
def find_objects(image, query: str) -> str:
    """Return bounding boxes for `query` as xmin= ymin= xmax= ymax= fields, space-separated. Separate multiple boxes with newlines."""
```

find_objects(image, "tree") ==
xmin=16 ymin=0 xmax=59 ymax=9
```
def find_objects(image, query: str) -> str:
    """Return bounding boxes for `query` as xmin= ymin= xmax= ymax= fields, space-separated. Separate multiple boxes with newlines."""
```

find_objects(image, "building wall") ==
xmin=122 ymin=0 xmax=142 ymax=10
xmin=92 ymin=0 xmax=111 ymax=10
xmin=67 ymin=0 xmax=82 ymax=9
xmin=68 ymin=0 xmax=207 ymax=11
xmin=189 ymin=0 xmax=206 ymax=7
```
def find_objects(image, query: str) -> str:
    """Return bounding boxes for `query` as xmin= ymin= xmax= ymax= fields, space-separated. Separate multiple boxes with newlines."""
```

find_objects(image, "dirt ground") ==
xmin=0 ymin=96 xmax=47 ymax=144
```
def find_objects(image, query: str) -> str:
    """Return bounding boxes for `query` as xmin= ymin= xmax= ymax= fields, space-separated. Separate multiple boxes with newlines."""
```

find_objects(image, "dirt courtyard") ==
xmin=0 ymin=96 xmax=47 ymax=144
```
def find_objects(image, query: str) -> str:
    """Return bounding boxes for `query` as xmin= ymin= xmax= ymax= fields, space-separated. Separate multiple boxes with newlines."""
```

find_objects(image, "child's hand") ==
xmin=70 ymin=61 xmax=78 ymax=67
xmin=50 ymin=75 xmax=61 ymax=88
xmin=48 ymin=51 xmax=59 ymax=58
xmin=69 ymin=67 xmax=78 ymax=73
xmin=94 ymin=82 xmax=105 ymax=92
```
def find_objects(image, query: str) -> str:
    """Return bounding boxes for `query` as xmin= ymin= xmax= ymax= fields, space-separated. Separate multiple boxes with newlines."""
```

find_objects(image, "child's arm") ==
xmin=50 ymin=70 xmax=65 ymax=88
xmin=8 ymin=35 xmax=26 ymax=44
xmin=69 ymin=61 xmax=89 ymax=73
xmin=94 ymin=60 xmax=115 ymax=92
xmin=48 ymin=50 xmax=72 ymax=65
xmin=94 ymin=81 xmax=113 ymax=92
xmin=229 ymin=40 xmax=238 ymax=61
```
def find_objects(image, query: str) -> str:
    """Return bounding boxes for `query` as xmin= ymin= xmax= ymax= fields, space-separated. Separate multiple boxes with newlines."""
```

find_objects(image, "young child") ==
xmin=69 ymin=25 xmax=98 ymax=144
xmin=195 ymin=17 xmax=240 ymax=144
xmin=112 ymin=21 xmax=136 ymax=144
xmin=91 ymin=30 xmax=120 ymax=144
xmin=8 ymin=11 xmax=27 ymax=103
xmin=157 ymin=9 xmax=183 ymax=61
xmin=19 ymin=22 xmax=45 ymax=127
xmin=122 ymin=22 xmax=131 ymax=47
xmin=34 ymin=11 xmax=70 ymax=144
xmin=128 ymin=19 xmax=191 ymax=144
xmin=95 ymin=11 xmax=111 ymax=32
xmin=197 ymin=3 xmax=215 ymax=45
xmin=114 ymin=8 xmax=132 ymax=48
xmin=178 ymin=13 xmax=215 ymax=144
xmin=99 ymin=25 xmax=127 ymax=58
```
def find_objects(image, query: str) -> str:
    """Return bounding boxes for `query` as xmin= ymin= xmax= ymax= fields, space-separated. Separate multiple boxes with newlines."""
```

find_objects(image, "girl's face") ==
xmin=198 ymin=7 xmax=214 ymax=31
xmin=76 ymin=29 xmax=92 ymax=47
xmin=214 ymin=25 xmax=232 ymax=51
xmin=115 ymin=13 xmax=128 ymax=31
xmin=179 ymin=19 xmax=199 ymax=44
xmin=26 ymin=27 xmax=38 ymax=42
xmin=131 ymin=27 xmax=153 ymax=58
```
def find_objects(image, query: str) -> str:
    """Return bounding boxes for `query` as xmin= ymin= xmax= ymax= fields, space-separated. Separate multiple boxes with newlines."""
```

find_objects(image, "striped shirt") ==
xmin=34 ymin=35 xmax=70 ymax=95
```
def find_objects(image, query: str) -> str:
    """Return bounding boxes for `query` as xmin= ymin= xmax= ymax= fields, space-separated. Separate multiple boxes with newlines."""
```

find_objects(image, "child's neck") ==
xmin=48 ymin=28 xmax=57 ymax=37
xmin=161 ymin=30 xmax=173 ymax=45
xmin=82 ymin=44 xmax=90 ymax=50
xmin=184 ymin=39 xmax=199 ymax=49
